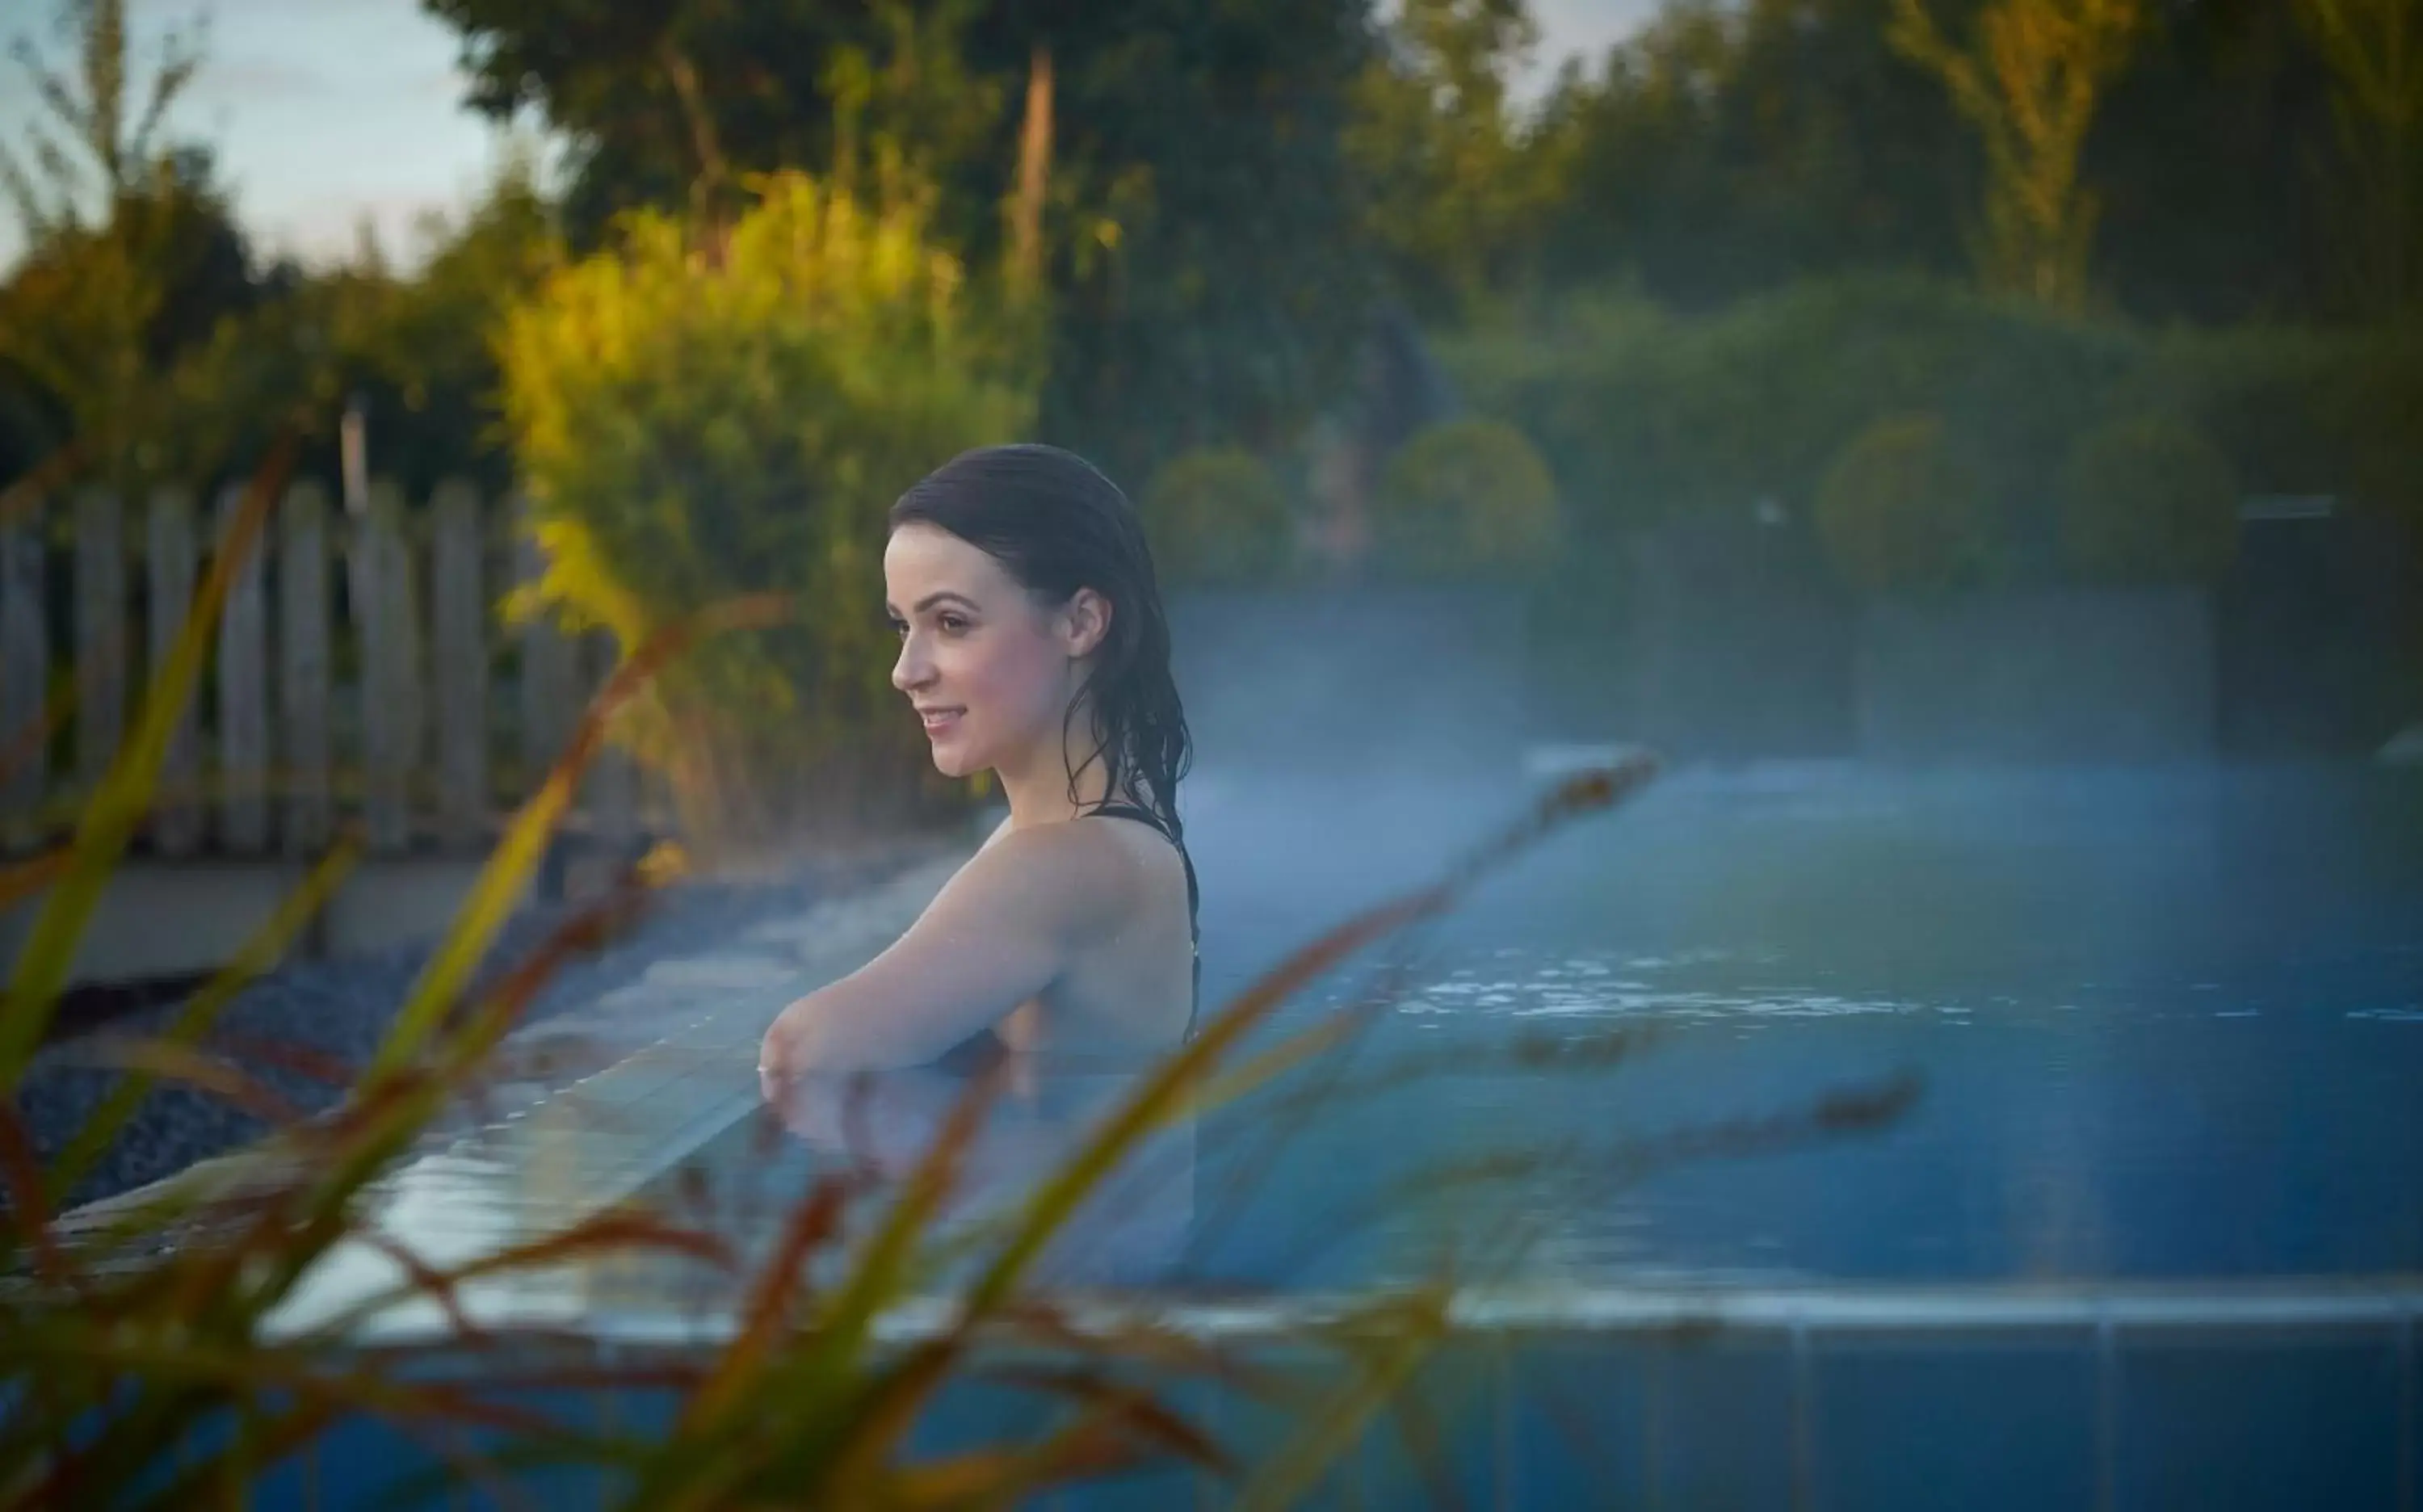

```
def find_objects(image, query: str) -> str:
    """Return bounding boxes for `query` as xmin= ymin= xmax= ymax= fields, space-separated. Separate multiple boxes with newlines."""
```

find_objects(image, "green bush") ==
xmin=1442 ymin=277 xmax=2423 ymax=575
xmin=1370 ymin=417 xmax=1560 ymax=582
xmin=1140 ymin=446 xmax=1296 ymax=586
xmin=498 ymin=171 xmax=1037 ymax=851
xmin=2142 ymin=323 xmax=2423 ymax=518
xmin=1441 ymin=275 xmax=2140 ymax=550
xmin=1813 ymin=414 xmax=1996 ymax=597
xmin=2058 ymin=416 xmax=2240 ymax=585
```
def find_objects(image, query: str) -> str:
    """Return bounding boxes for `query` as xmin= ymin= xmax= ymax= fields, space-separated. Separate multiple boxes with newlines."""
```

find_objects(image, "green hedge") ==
xmin=1140 ymin=447 xmax=1296 ymax=586
xmin=1442 ymin=275 xmax=2423 ymax=572
xmin=2058 ymin=416 xmax=2240 ymax=585
xmin=1370 ymin=418 xmax=1560 ymax=582
xmin=1814 ymin=414 xmax=1996 ymax=596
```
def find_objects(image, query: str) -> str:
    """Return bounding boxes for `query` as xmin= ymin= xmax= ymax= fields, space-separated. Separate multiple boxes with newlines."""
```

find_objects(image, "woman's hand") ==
xmin=758 ymin=997 xmax=818 ymax=1092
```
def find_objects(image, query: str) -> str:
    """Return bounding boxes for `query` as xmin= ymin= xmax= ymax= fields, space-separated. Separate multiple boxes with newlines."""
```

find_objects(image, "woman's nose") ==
xmin=892 ymin=636 xmax=929 ymax=692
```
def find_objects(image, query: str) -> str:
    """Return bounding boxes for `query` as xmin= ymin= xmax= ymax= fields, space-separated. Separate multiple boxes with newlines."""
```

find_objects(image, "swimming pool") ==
xmin=260 ymin=762 xmax=2423 ymax=1508
xmin=1170 ymin=762 xmax=2423 ymax=1292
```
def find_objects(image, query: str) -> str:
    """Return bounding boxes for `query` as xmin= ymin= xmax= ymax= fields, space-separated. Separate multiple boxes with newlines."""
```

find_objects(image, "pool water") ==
xmin=262 ymin=762 xmax=2423 ymax=1510
xmin=1157 ymin=765 xmax=2423 ymax=1292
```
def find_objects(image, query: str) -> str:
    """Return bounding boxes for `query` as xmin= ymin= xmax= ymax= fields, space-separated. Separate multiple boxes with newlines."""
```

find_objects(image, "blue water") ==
xmin=1160 ymin=763 xmax=2423 ymax=1292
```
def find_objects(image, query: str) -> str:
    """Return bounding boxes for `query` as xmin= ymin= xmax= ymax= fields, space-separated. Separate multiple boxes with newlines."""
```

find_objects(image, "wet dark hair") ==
xmin=888 ymin=443 xmax=1191 ymax=838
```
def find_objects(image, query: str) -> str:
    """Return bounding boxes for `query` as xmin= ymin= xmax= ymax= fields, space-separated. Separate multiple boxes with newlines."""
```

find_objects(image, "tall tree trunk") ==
xmin=1010 ymin=43 xmax=1055 ymax=297
xmin=659 ymin=39 xmax=730 ymax=234
xmin=1891 ymin=0 xmax=2144 ymax=312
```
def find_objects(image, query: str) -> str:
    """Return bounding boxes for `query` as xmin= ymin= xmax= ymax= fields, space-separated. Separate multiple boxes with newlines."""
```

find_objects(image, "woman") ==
xmin=757 ymin=443 xmax=1199 ymax=1083
xmin=765 ymin=1056 xmax=1197 ymax=1287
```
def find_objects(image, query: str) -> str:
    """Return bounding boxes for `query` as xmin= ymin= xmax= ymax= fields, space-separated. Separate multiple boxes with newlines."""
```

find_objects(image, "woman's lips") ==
xmin=919 ymin=708 xmax=964 ymax=735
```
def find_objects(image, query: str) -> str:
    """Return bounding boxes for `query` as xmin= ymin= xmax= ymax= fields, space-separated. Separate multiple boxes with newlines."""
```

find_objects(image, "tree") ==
xmin=1888 ymin=0 xmax=2145 ymax=311
xmin=1532 ymin=0 xmax=1977 ymax=309
xmin=422 ymin=0 xmax=1378 ymax=487
xmin=2296 ymin=0 xmax=2423 ymax=319
xmin=0 ymin=0 xmax=205 ymax=240
xmin=2085 ymin=0 xmax=2333 ymax=323
xmin=0 ymin=0 xmax=267 ymax=486
xmin=970 ymin=0 xmax=1377 ymax=481
xmin=1345 ymin=0 xmax=1562 ymax=317
xmin=297 ymin=153 xmax=565 ymax=494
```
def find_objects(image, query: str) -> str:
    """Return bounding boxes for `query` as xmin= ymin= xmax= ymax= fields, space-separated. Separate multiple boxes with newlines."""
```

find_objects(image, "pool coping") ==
xmin=300 ymin=1275 xmax=2423 ymax=1353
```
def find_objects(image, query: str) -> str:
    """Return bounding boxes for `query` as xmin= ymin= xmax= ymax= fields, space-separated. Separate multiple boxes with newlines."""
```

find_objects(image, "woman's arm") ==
xmin=758 ymin=824 xmax=1123 ymax=1077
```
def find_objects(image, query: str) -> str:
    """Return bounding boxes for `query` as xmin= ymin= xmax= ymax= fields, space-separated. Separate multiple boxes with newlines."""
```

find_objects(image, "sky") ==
xmin=0 ymin=0 xmax=1661 ymax=275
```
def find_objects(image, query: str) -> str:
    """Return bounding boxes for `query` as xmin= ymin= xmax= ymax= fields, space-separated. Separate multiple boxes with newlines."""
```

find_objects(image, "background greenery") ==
xmin=498 ymin=171 xmax=1035 ymax=848
xmin=4 ymin=0 xmax=2419 ymax=804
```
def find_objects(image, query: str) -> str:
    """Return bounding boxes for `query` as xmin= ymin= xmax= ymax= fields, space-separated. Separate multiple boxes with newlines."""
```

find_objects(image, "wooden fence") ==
xmin=0 ymin=479 xmax=649 ymax=859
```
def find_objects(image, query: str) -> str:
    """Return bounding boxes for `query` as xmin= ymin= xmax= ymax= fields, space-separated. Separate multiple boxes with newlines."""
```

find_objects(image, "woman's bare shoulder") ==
xmin=942 ymin=817 xmax=1150 ymax=940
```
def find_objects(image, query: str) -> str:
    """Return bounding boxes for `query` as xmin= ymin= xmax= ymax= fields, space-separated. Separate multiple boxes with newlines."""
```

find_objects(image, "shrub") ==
xmin=1813 ymin=414 xmax=1996 ymax=597
xmin=2141 ymin=324 xmax=2423 ymax=523
xmin=1441 ymin=275 xmax=2141 ymax=548
xmin=498 ymin=172 xmax=1036 ymax=852
xmin=2058 ymin=416 xmax=2240 ymax=585
xmin=1370 ymin=417 xmax=1560 ymax=582
xmin=1140 ymin=446 xmax=1296 ymax=586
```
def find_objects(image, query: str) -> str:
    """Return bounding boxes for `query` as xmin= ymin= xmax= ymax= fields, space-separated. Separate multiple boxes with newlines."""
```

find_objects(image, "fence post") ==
xmin=430 ymin=480 xmax=487 ymax=851
xmin=583 ymin=632 xmax=638 ymax=852
xmin=215 ymin=485 xmax=270 ymax=854
xmin=279 ymin=481 xmax=333 ymax=856
xmin=73 ymin=488 xmax=124 ymax=797
xmin=357 ymin=481 xmax=420 ymax=853
xmin=1 ymin=506 xmax=46 ymax=851
xmin=512 ymin=498 xmax=577 ymax=801
xmin=146 ymin=488 xmax=202 ymax=855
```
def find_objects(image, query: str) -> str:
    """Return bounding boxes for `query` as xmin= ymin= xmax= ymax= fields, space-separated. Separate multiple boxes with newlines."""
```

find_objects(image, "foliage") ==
xmin=1345 ymin=0 xmax=1568 ymax=320
xmin=1514 ymin=0 xmax=2374 ymax=326
xmin=1442 ymin=275 xmax=2139 ymax=550
xmin=424 ymin=0 xmax=1379 ymax=491
xmin=1528 ymin=0 xmax=1976 ymax=310
xmin=0 ymin=0 xmax=207 ymax=242
xmin=0 ymin=0 xmax=278 ymax=491
xmin=497 ymin=170 xmax=1035 ymax=852
xmin=1370 ymin=417 xmax=1560 ymax=582
xmin=1139 ymin=447 xmax=1297 ymax=587
xmin=415 ymin=0 xmax=2404 ymax=341
xmin=2294 ymin=0 xmax=2423 ymax=320
xmin=2056 ymin=415 xmax=2240 ymax=585
xmin=319 ymin=155 xmax=567 ymax=495
xmin=2136 ymin=322 xmax=2423 ymax=516
xmin=1813 ymin=412 xmax=1997 ymax=596
xmin=1888 ymin=0 xmax=2147 ymax=311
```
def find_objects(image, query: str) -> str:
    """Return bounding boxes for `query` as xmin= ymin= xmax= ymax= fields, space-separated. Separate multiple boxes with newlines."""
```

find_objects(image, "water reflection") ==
xmin=749 ymin=1059 xmax=1196 ymax=1292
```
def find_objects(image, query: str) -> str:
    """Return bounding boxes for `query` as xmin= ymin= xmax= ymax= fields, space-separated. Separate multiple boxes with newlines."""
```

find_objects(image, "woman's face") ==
xmin=885 ymin=523 xmax=1105 ymax=779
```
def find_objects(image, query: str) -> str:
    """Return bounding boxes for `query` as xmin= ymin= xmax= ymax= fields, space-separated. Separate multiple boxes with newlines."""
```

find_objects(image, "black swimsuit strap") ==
xmin=1085 ymin=801 xmax=1202 ymax=1038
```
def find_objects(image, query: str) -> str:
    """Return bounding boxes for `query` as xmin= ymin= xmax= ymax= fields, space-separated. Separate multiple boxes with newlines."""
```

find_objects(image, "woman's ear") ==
xmin=1061 ymin=588 xmax=1113 ymax=659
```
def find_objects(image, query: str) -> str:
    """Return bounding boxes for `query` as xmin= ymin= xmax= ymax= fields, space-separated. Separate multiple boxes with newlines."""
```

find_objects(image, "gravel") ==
xmin=17 ymin=846 xmax=928 ymax=1213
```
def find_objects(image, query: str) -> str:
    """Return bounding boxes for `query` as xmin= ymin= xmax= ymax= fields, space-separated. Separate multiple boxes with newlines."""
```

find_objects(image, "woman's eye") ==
xmin=887 ymin=619 xmax=909 ymax=638
xmin=939 ymin=615 xmax=970 ymax=634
